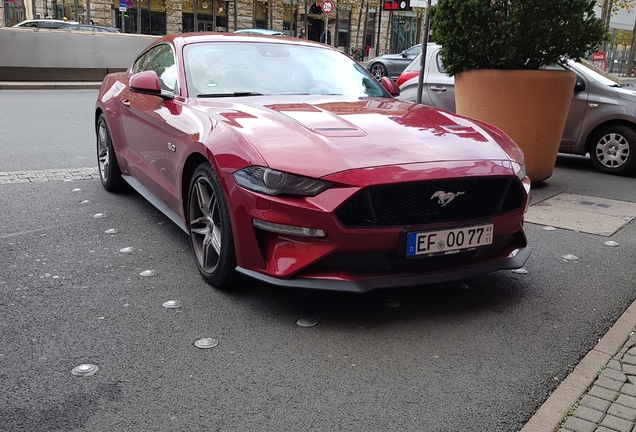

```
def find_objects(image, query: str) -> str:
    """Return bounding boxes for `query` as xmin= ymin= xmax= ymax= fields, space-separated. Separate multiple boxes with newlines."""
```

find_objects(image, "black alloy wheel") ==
xmin=96 ymin=114 xmax=125 ymax=192
xmin=369 ymin=63 xmax=388 ymax=80
xmin=187 ymin=163 xmax=238 ymax=288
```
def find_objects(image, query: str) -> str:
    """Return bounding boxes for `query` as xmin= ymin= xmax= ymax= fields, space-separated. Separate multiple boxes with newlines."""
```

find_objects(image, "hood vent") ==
xmin=312 ymin=127 xmax=367 ymax=137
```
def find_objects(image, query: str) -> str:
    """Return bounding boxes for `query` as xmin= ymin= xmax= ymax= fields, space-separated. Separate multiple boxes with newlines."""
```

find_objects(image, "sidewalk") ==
xmin=4 ymin=79 xmax=636 ymax=432
xmin=0 ymin=81 xmax=102 ymax=90
xmin=522 ymin=300 xmax=636 ymax=432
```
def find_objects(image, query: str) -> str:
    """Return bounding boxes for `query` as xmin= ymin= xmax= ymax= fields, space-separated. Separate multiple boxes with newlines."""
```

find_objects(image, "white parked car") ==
xmin=13 ymin=19 xmax=80 ymax=29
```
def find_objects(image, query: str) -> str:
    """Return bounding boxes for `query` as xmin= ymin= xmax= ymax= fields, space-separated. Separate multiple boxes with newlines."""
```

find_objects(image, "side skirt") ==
xmin=122 ymin=175 xmax=188 ymax=234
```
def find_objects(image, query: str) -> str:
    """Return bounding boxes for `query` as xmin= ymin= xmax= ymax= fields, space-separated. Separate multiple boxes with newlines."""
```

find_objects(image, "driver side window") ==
xmin=405 ymin=46 xmax=420 ymax=59
xmin=131 ymin=44 xmax=179 ymax=94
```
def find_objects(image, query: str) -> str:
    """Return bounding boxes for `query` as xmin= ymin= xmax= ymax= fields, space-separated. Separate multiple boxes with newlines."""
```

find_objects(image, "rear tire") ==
xmin=96 ymin=114 xmax=125 ymax=192
xmin=589 ymin=124 xmax=636 ymax=176
xmin=187 ymin=163 xmax=238 ymax=288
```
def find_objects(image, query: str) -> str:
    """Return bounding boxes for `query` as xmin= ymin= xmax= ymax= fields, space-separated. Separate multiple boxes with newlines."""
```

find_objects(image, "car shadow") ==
xmin=555 ymin=153 xmax=595 ymax=172
xmin=217 ymin=271 xmax=529 ymax=329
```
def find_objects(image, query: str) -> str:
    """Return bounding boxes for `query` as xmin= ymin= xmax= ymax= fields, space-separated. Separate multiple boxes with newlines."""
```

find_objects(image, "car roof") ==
xmin=233 ymin=28 xmax=283 ymax=36
xmin=58 ymin=24 xmax=118 ymax=31
xmin=13 ymin=19 xmax=79 ymax=26
xmin=145 ymin=33 xmax=330 ymax=52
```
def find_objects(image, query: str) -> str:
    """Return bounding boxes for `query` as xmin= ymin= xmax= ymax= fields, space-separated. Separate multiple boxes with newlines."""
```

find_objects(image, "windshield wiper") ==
xmin=197 ymin=92 xmax=263 ymax=98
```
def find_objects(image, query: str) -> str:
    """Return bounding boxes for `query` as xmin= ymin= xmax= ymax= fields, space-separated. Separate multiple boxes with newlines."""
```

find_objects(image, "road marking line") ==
xmin=0 ymin=167 xmax=99 ymax=184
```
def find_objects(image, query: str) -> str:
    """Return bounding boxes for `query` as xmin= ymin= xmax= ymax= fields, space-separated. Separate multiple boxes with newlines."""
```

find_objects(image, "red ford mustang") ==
xmin=95 ymin=33 xmax=531 ymax=292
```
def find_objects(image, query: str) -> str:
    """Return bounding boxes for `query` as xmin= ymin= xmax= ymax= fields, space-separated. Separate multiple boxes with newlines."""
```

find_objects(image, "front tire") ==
xmin=96 ymin=114 xmax=125 ymax=192
xmin=589 ymin=124 xmax=636 ymax=176
xmin=187 ymin=163 xmax=237 ymax=288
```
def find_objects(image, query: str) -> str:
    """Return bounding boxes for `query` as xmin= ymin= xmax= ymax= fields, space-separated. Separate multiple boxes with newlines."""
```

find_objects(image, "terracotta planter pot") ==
xmin=455 ymin=69 xmax=576 ymax=182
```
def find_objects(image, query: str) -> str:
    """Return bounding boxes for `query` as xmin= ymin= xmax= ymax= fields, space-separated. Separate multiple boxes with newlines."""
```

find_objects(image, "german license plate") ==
xmin=405 ymin=223 xmax=493 ymax=257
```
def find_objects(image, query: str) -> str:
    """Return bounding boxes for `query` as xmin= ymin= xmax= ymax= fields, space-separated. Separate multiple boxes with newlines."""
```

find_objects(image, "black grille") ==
xmin=335 ymin=177 xmax=524 ymax=228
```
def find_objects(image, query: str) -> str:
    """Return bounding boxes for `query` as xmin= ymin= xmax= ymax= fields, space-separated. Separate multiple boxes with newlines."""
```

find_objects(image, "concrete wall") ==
xmin=0 ymin=27 xmax=159 ymax=81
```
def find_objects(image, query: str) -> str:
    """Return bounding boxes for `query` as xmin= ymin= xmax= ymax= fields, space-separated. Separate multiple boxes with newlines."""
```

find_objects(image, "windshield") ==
xmin=183 ymin=42 xmax=386 ymax=98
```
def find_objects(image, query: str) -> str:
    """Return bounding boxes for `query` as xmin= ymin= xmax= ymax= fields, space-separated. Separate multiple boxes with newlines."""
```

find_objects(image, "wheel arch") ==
xmin=584 ymin=119 xmax=636 ymax=154
xmin=95 ymin=108 xmax=104 ymax=132
xmin=181 ymin=152 xmax=210 ymax=224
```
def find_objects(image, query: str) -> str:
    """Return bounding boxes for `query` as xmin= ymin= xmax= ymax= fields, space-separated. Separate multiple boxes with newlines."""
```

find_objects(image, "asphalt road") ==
xmin=2 ymin=90 xmax=636 ymax=431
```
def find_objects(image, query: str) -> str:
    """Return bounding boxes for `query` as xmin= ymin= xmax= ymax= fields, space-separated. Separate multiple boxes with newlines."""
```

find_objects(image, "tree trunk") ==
xmin=601 ymin=0 xmax=614 ymax=52
xmin=355 ymin=0 xmax=364 ymax=51
xmin=362 ymin=1 xmax=369 ymax=54
xmin=253 ymin=0 xmax=257 ymax=27
xmin=335 ymin=6 xmax=339 ymax=47
xmin=627 ymin=19 xmax=636 ymax=76
xmin=304 ymin=0 xmax=308 ymax=40
xmin=385 ymin=10 xmax=392 ymax=53
xmin=212 ymin=0 xmax=217 ymax=31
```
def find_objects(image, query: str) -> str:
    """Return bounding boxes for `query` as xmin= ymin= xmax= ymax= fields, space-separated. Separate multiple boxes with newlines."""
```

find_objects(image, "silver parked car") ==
xmin=398 ymin=44 xmax=636 ymax=176
xmin=366 ymin=44 xmax=421 ymax=80
xmin=57 ymin=23 xmax=120 ymax=33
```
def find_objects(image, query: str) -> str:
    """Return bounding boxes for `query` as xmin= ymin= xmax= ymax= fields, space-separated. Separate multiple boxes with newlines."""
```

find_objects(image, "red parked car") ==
xmin=95 ymin=33 xmax=531 ymax=292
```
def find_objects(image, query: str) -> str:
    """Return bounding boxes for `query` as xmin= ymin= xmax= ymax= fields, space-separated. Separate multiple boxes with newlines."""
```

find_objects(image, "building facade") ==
xmin=2 ymin=0 xmax=425 ymax=56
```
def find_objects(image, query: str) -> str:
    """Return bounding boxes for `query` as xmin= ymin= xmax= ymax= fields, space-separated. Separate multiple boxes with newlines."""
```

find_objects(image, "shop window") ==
xmin=182 ymin=0 xmax=228 ymax=32
xmin=364 ymin=11 xmax=375 ymax=49
xmin=114 ymin=0 xmax=166 ymax=35
xmin=54 ymin=0 xmax=84 ymax=22
xmin=4 ymin=0 xmax=25 ymax=26
xmin=337 ymin=8 xmax=350 ymax=48
xmin=391 ymin=13 xmax=415 ymax=53
xmin=254 ymin=0 xmax=267 ymax=28
xmin=282 ymin=1 xmax=292 ymax=36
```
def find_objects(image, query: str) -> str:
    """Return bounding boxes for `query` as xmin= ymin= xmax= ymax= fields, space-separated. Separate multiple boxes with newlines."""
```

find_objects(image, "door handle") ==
xmin=122 ymin=99 xmax=131 ymax=107
xmin=430 ymin=86 xmax=447 ymax=92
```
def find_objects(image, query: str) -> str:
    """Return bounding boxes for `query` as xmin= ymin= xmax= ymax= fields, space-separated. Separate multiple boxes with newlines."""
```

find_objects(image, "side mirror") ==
xmin=380 ymin=76 xmax=400 ymax=96
xmin=129 ymin=70 xmax=172 ymax=99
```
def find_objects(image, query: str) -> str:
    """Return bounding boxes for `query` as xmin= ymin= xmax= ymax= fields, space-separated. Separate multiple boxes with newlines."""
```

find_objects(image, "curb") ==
xmin=0 ymin=82 xmax=102 ymax=90
xmin=521 ymin=299 xmax=636 ymax=432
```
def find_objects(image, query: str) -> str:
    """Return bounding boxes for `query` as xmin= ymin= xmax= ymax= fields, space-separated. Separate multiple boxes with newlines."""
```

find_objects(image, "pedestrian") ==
xmin=298 ymin=27 xmax=306 ymax=39
xmin=319 ymin=25 xmax=332 ymax=45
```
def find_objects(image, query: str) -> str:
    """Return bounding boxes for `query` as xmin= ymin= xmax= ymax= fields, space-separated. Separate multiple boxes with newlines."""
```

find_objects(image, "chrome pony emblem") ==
xmin=431 ymin=191 xmax=465 ymax=207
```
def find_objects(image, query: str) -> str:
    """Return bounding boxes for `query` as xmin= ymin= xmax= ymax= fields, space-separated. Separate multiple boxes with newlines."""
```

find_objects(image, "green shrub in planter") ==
xmin=429 ymin=0 xmax=608 ymax=76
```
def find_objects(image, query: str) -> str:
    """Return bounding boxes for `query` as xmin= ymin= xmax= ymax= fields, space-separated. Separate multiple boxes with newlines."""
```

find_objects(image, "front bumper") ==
xmin=224 ymin=161 xmax=531 ymax=292
xmin=236 ymin=245 xmax=531 ymax=292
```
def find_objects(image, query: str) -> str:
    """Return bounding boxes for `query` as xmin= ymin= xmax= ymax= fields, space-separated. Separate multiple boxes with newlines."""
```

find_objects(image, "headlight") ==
xmin=511 ymin=162 xmax=526 ymax=181
xmin=233 ymin=166 xmax=333 ymax=196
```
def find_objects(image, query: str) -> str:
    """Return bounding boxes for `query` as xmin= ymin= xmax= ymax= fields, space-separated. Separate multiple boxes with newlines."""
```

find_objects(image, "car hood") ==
xmin=616 ymin=86 xmax=636 ymax=104
xmin=192 ymin=96 xmax=519 ymax=179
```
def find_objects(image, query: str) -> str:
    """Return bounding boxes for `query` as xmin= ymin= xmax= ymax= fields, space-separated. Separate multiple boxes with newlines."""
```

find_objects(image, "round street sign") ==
xmin=126 ymin=0 xmax=133 ymax=7
xmin=321 ymin=0 xmax=333 ymax=14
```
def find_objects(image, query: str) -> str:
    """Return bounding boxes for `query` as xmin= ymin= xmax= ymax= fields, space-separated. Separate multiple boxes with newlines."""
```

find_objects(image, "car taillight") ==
xmin=396 ymin=71 xmax=419 ymax=88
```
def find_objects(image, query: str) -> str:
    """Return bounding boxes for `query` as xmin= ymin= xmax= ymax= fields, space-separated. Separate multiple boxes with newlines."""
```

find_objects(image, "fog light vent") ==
xmin=253 ymin=219 xmax=326 ymax=238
